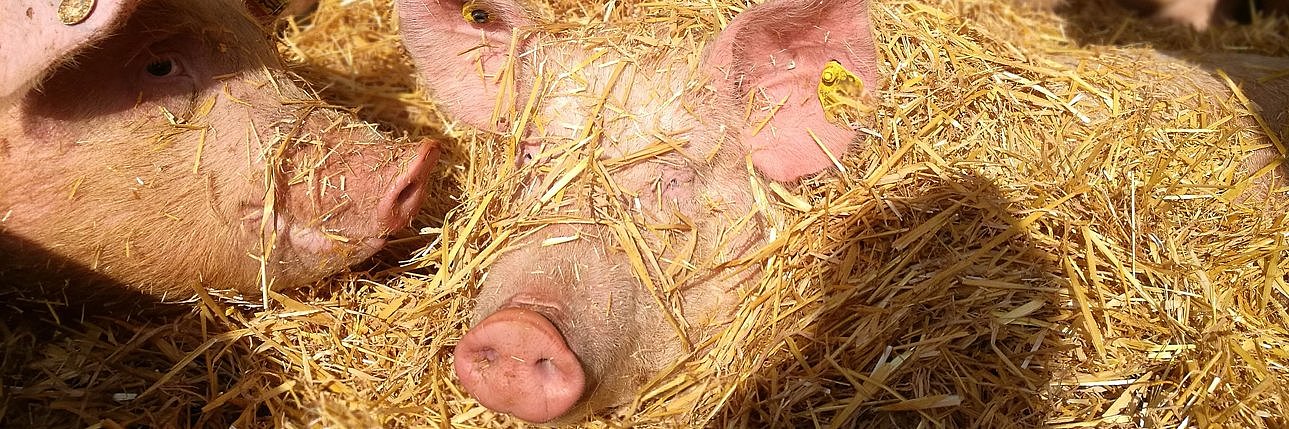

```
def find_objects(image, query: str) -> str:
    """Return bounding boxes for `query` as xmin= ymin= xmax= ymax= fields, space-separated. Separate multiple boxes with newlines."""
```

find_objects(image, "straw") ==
xmin=4 ymin=0 xmax=1288 ymax=427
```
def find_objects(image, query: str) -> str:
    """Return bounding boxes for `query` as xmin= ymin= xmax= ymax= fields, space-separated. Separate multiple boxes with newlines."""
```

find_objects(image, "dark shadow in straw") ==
xmin=0 ymin=232 xmax=253 ymax=428
xmin=717 ymin=174 xmax=1068 ymax=428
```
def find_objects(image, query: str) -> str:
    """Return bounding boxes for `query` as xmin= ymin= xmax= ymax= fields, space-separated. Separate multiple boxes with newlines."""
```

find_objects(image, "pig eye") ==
xmin=518 ymin=143 xmax=540 ymax=166
xmin=462 ymin=1 xmax=491 ymax=23
xmin=144 ymin=58 xmax=182 ymax=78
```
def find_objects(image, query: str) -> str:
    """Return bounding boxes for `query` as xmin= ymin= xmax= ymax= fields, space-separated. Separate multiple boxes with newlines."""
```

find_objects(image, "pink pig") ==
xmin=0 ymin=0 xmax=438 ymax=300
xmin=1118 ymin=0 xmax=1289 ymax=29
xmin=399 ymin=0 xmax=877 ymax=422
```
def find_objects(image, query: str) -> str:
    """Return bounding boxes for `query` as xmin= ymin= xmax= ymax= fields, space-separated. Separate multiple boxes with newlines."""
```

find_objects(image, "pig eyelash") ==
xmin=121 ymin=32 xmax=189 ymax=76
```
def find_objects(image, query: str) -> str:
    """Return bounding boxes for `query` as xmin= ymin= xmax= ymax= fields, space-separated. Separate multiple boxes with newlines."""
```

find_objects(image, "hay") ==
xmin=4 ymin=0 xmax=1289 ymax=427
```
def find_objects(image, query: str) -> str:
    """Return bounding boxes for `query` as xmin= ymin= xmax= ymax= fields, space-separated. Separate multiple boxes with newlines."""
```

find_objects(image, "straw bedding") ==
xmin=3 ymin=0 xmax=1288 ymax=427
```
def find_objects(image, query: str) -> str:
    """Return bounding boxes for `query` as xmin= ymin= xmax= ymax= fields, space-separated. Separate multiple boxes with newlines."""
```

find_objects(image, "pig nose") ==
xmin=376 ymin=139 xmax=439 ymax=232
xmin=453 ymin=308 xmax=586 ymax=423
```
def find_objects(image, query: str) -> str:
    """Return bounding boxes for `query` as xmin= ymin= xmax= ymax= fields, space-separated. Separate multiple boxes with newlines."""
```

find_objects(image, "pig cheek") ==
xmin=249 ymin=158 xmax=347 ymax=260
xmin=626 ymin=168 xmax=693 ymax=214
xmin=229 ymin=161 xmax=334 ymax=279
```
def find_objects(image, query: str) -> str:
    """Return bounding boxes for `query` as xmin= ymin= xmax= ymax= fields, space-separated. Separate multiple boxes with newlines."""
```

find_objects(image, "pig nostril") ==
xmin=395 ymin=178 xmax=422 ymax=207
xmin=377 ymin=140 xmax=437 ymax=232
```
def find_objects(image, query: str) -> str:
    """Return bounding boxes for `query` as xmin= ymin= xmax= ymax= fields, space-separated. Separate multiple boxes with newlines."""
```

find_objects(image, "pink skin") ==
xmin=0 ymin=0 xmax=439 ymax=299
xmin=1148 ymin=0 xmax=1225 ymax=28
xmin=400 ymin=0 xmax=877 ymax=422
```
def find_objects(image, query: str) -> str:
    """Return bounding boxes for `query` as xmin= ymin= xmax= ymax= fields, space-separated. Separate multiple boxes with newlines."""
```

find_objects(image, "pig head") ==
xmin=0 ymin=0 xmax=438 ymax=300
xmin=400 ymin=0 xmax=877 ymax=423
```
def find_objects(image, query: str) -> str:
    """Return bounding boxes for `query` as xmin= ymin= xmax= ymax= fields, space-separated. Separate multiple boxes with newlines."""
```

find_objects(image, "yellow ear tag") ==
xmin=817 ymin=60 xmax=873 ymax=127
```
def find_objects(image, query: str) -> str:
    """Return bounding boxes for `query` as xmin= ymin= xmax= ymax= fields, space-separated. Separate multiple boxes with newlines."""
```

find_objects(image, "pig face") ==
xmin=400 ymin=0 xmax=877 ymax=422
xmin=0 ymin=0 xmax=438 ymax=299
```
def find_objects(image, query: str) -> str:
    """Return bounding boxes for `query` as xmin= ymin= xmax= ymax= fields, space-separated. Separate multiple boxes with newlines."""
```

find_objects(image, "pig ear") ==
xmin=397 ymin=0 xmax=535 ymax=130
xmin=1 ymin=0 xmax=141 ymax=103
xmin=706 ymin=0 xmax=878 ymax=182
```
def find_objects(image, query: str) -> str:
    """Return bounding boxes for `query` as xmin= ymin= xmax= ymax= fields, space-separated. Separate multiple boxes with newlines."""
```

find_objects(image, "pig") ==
xmin=1017 ymin=0 xmax=1289 ymax=30
xmin=399 ymin=0 xmax=879 ymax=423
xmin=401 ymin=0 xmax=1289 ymax=424
xmin=1117 ymin=0 xmax=1289 ymax=29
xmin=0 ymin=0 xmax=439 ymax=301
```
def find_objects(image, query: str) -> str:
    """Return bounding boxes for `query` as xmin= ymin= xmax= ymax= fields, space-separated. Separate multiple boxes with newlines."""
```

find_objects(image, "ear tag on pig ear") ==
xmin=817 ymin=60 xmax=874 ymax=128
xmin=462 ymin=0 xmax=492 ymax=24
xmin=58 ymin=0 xmax=96 ymax=25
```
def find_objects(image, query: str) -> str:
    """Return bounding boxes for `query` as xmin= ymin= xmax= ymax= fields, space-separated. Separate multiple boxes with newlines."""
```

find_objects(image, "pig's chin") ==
xmin=283 ymin=221 xmax=386 ymax=256
xmin=276 ymin=216 xmax=387 ymax=267
xmin=239 ymin=208 xmax=389 ymax=280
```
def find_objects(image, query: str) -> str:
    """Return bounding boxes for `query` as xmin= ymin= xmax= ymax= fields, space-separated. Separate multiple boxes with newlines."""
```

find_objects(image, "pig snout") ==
xmin=262 ymin=114 xmax=440 ymax=276
xmin=376 ymin=139 xmax=438 ymax=233
xmin=454 ymin=307 xmax=587 ymax=423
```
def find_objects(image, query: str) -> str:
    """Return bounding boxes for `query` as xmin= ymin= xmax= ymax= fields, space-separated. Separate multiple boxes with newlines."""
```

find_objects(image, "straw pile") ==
xmin=3 ymin=0 xmax=1288 ymax=427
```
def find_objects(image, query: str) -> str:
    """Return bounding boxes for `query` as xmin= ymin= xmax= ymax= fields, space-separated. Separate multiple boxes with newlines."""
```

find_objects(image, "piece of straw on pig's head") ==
xmin=399 ymin=0 xmax=877 ymax=423
xmin=0 ymin=0 xmax=439 ymax=302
